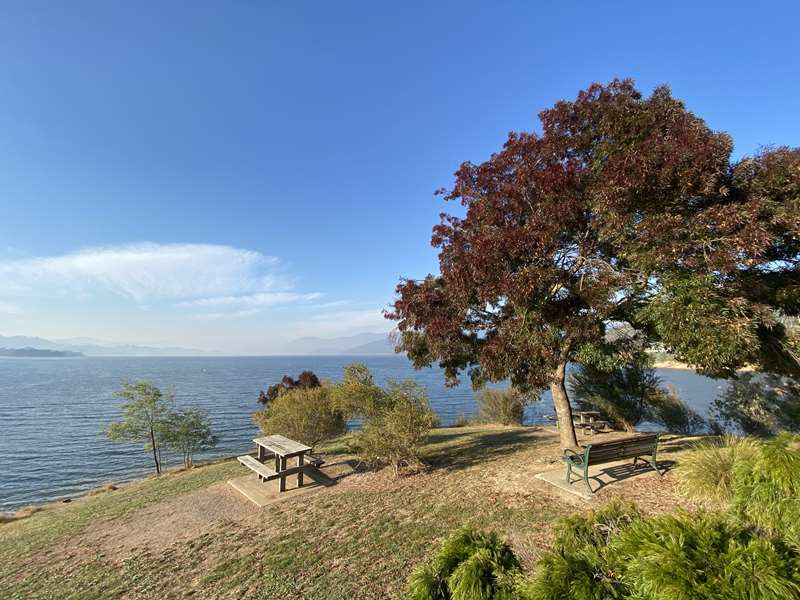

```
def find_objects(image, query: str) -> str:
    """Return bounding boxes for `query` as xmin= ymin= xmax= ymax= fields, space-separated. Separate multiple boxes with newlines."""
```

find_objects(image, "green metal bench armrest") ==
xmin=563 ymin=447 xmax=587 ymax=466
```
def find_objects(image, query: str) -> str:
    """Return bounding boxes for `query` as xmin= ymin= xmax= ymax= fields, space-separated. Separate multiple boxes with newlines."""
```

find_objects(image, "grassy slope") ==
xmin=0 ymin=426 xmax=686 ymax=599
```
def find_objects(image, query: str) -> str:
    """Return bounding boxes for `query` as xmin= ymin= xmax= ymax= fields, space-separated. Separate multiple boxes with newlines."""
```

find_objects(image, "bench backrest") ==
xmin=584 ymin=433 xmax=659 ymax=466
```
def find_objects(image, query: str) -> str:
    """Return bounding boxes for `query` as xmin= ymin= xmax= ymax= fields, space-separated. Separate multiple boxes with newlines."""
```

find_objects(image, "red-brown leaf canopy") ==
xmin=388 ymin=80 xmax=800 ymax=388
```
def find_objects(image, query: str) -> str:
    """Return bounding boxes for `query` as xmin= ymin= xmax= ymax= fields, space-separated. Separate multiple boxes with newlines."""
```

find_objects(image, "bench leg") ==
xmin=583 ymin=463 xmax=592 ymax=494
xmin=279 ymin=456 xmax=287 ymax=492
xmin=297 ymin=455 xmax=304 ymax=487
xmin=565 ymin=461 xmax=572 ymax=484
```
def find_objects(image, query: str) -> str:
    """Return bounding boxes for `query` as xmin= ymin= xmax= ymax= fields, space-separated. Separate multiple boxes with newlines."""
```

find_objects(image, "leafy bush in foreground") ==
xmin=520 ymin=501 xmax=800 ymax=600
xmin=610 ymin=512 xmax=800 ymax=600
xmin=406 ymin=528 xmax=520 ymax=600
xmin=478 ymin=387 xmax=537 ymax=426
xmin=677 ymin=433 xmax=800 ymax=548
xmin=674 ymin=435 xmax=760 ymax=503
xmin=731 ymin=433 xmax=800 ymax=549
xmin=520 ymin=500 xmax=640 ymax=600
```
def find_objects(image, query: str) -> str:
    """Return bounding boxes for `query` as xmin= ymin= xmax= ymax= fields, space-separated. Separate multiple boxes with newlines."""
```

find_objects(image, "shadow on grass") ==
xmin=423 ymin=427 xmax=555 ymax=472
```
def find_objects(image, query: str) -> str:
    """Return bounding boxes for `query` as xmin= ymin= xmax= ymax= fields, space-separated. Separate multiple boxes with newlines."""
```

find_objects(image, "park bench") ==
xmin=563 ymin=433 xmax=662 ymax=494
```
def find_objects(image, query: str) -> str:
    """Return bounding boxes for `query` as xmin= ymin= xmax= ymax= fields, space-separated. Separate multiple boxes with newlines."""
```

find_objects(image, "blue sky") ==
xmin=0 ymin=2 xmax=798 ymax=353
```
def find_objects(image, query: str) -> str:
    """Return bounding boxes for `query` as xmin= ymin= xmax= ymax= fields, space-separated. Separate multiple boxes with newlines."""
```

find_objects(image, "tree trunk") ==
xmin=550 ymin=361 xmax=579 ymax=450
xmin=150 ymin=427 xmax=161 ymax=474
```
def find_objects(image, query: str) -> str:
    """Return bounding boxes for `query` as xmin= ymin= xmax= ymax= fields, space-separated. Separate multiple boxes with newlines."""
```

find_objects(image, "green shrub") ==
xmin=675 ymin=435 xmax=760 ymax=503
xmin=478 ymin=388 xmax=535 ymax=426
xmin=731 ymin=433 xmax=800 ymax=548
xmin=405 ymin=528 xmax=520 ymax=600
xmin=349 ymin=380 xmax=437 ymax=475
xmin=521 ymin=500 xmax=800 ymax=600
xmin=522 ymin=500 xmax=640 ymax=600
xmin=610 ymin=512 xmax=800 ymax=600
xmin=252 ymin=385 xmax=346 ymax=447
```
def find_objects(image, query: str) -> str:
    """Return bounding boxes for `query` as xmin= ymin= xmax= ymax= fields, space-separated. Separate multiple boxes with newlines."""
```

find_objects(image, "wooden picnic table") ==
xmin=573 ymin=411 xmax=602 ymax=424
xmin=252 ymin=434 xmax=312 ymax=492
xmin=572 ymin=411 xmax=609 ymax=435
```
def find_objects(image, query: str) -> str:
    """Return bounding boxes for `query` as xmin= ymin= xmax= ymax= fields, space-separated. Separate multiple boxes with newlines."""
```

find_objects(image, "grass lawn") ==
xmin=0 ymin=426 xmax=696 ymax=599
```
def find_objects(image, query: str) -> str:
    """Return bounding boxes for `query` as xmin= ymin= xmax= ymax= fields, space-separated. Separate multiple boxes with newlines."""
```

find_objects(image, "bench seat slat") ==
xmin=238 ymin=455 xmax=280 ymax=480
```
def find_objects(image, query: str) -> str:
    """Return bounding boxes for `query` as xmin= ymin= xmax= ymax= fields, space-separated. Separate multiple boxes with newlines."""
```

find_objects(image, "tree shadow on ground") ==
xmin=423 ymin=427 xmax=556 ymax=472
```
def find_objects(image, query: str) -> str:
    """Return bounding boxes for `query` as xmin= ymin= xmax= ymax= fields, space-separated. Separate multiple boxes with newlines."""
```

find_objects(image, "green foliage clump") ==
xmin=713 ymin=373 xmax=800 ymax=436
xmin=478 ymin=387 xmax=537 ymax=426
xmin=405 ymin=528 xmax=520 ymax=600
xmin=638 ymin=274 xmax=766 ymax=378
xmin=252 ymin=385 xmax=346 ymax=447
xmin=674 ymin=435 xmax=760 ymax=503
xmin=521 ymin=500 xmax=800 ymax=600
xmin=522 ymin=500 xmax=640 ymax=600
xmin=162 ymin=408 xmax=218 ymax=468
xmin=348 ymin=379 xmax=437 ymax=475
xmin=678 ymin=433 xmax=800 ymax=548
xmin=730 ymin=433 xmax=800 ymax=549
xmin=610 ymin=512 xmax=800 ymax=600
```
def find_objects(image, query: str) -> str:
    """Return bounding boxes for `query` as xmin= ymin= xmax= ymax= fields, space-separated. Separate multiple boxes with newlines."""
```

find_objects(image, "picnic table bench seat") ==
xmin=238 ymin=454 xmax=280 ymax=481
xmin=563 ymin=433 xmax=662 ymax=494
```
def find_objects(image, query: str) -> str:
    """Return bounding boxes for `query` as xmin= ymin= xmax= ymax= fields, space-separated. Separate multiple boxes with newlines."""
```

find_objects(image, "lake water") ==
xmin=0 ymin=356 xmax=726 ymax=510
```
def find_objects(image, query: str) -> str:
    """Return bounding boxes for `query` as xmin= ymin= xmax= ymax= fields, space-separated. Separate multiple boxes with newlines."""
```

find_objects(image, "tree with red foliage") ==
xmin=258 ymin=370 xmax=322 ymax=405
xmin=387 ymin=80 xmax=799 ymax=449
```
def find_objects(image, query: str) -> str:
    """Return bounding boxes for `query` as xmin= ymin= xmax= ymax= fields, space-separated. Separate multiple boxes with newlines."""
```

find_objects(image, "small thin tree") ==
xmin=163 ymin=408 xmax=219 ymax=468
xmin=106 ymin=381 xmax=173 ymax=474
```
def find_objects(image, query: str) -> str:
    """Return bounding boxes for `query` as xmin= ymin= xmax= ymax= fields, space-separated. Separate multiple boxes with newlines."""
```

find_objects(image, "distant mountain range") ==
xmin=0 ymin=347 xmax=84 ymax=358
xmin=0 ymin=335 xmax=211 ymax=357
xmin=0 ymin=332 xmax=397 ymax=356
xmin=283 ymin=332 xmax=396 ymax=355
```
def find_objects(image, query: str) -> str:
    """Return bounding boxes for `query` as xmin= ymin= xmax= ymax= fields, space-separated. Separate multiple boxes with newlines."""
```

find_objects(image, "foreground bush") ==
xmin=731 ymin=433 xmax=800 ymax=549
xmin=520 ymin=501 xmax=800 ymax=600
xmin=252 ymin=385 xmax=346 ymax=447
xmin=677 ymin=433 xmax=800 ymax=548
xmin=406 ymin=528 xmax=520 ymax=600
xmin=674 ymin=435 xmax=760 ymax=503
xmin=611 ymin=512 xmax=800 ymax=600
xmin=478 ymin=387 xmax=536 ymax=426
xmin=349 ymin=380 xmax=437 ymax=475
xmin=520 ymin=500 xmax=641 ymax=600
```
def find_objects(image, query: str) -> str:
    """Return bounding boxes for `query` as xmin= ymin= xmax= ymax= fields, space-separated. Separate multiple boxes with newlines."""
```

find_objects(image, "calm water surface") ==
xmin=0 ymin=355 xmax=725 ymax=509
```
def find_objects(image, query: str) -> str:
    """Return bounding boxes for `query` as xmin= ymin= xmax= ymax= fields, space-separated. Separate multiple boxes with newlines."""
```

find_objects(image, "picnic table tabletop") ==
xmin=253 ymin=434 xmax=312 ymax=457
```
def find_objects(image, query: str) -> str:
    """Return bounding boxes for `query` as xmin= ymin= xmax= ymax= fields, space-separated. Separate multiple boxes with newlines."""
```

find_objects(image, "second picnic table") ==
xmin=254 ymin=434 xmax=312 ymax=492
xmin=572 ymin=411 xmax=609 ymax=434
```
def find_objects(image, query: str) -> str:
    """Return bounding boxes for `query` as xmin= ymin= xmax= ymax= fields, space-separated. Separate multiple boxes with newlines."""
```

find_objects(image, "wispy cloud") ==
xmin=0 ymin=243 xmax=290 ymax=301
xmin=178 ymin=291 xmax=322 ymax=308
xmin=0 ymin=243 xmax=321 ymax=319
xmin=189 ymin=309 xmax=262 ymax=320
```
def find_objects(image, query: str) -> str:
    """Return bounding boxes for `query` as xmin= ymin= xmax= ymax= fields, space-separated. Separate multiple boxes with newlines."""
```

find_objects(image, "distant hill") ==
xmin=0 ymin=347 xmax=83 ymax=358
xmin=0 ymin=335 xmax=210 ymax=357
xmin=343 ymin=338 xmax=395 ymax=354
xmin=284 ymin=332 xmax=396 ymax=355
